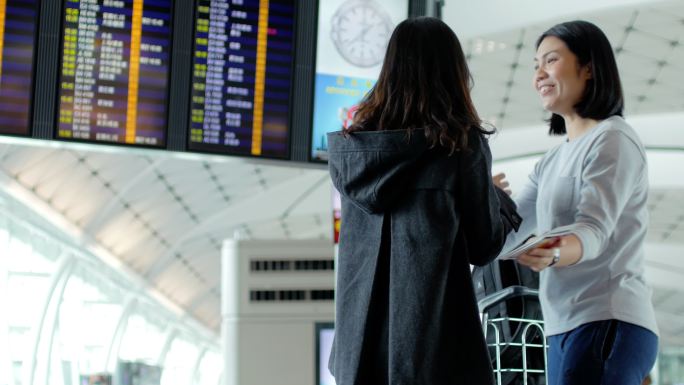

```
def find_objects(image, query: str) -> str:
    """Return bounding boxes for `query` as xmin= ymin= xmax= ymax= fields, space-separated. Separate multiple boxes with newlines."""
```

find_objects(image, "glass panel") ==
xmin=659 ymin=349 xmax=684 ymax=385
xmin=196 ymin=350 xmax=221 ymax=385
xmin=0 ymin=225 xmax=12 ymax=385
xmin=1 ymin=207 xmax=60 ymax=385
xmin=160 ymin=337 xmax=199 ymax=385
xmin=6 ymin=232 xmax=58 ymax=273
xmin=1 ymin=192 xmax=218 ymax=385
xmin=52 ymin=266 xmax=124 ymax=382
xmin=118 ymin=313 xmax=166 ymax=364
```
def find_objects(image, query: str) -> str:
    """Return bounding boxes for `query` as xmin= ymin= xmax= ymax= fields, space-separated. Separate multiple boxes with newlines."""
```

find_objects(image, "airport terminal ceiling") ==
xmin=1 ymin=0 xmax=684 ymax=346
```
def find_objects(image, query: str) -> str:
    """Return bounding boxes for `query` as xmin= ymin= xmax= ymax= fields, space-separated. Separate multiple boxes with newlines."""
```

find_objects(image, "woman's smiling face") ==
xmin=533 ymin=36 xmax=592 ymax=117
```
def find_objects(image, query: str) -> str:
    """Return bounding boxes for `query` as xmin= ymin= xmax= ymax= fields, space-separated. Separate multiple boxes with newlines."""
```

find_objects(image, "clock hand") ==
xmin=347 ymin=23 xmax=373 ymax=44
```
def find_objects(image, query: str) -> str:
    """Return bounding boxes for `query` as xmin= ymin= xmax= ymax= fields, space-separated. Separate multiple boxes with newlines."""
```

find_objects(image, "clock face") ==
xmin=330 ymin=1 xmax=394 ymax=68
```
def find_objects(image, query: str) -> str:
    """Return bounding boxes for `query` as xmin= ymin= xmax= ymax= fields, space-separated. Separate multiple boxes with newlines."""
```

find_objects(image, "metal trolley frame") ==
xmin=479 ymin=286 xmax=548 ymax=385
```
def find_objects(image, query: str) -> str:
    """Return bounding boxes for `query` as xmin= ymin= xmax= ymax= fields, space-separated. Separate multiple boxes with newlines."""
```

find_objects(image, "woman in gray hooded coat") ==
xmin=327 ymin=17 xmax=520 ymax=385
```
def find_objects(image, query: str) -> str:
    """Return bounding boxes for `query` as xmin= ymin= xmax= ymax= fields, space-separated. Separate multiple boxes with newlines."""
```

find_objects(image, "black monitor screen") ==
xmin=0 ymin=0 xmax=39 ymax=136
xmin=315 ymin=322 xmax=336 ymax=385
xmin=56 ymin=0 xmax=173 ymax=148
xmin=187 ymin=0 xmax=295 ymax=159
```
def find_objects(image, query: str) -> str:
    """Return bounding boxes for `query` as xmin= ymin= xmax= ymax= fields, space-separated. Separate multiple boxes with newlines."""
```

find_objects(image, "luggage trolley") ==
xmin=478 ymin=286 xmax=548 ymax=385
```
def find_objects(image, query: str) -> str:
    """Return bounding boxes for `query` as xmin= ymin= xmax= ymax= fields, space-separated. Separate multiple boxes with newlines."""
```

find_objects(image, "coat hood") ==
xmin=327 ymin=129 xmax=432 ymax=214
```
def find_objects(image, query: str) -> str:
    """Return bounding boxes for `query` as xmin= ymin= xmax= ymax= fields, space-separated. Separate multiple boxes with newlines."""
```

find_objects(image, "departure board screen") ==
xmin=0 ymin=1 xmax=39 ymax=136
xmin=189 ymin=0 xmax=295 ymax=159
xmin=57 ymin=0 xmax=173 ymax=147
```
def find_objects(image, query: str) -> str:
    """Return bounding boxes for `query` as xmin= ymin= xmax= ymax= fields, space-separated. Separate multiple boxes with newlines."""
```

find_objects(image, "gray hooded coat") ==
xmin=327 ymin=128 xmax=518 ymax=385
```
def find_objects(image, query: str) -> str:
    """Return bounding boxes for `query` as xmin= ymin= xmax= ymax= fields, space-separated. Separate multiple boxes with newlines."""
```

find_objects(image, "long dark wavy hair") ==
xmin=344 ymin=17 xmax=489 ymax=154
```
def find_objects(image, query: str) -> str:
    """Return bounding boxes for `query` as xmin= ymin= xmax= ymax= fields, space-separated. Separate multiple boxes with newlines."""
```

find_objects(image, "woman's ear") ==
xmin=583 ymin=63 xmax=593 ymax=80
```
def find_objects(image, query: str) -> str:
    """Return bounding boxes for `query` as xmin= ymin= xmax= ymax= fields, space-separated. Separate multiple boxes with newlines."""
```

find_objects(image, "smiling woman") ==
xmin=532 ymin=23 xmax=624 ymax=137
xmin=495 ymin=20 xmax=659 ymax=385
xmin=533 ymin=36 xmax=592 ymax=121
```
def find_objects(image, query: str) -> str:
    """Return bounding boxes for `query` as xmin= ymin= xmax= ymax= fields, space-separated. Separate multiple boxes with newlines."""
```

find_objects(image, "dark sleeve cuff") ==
xmin=495 ymin=187 xmax=522 ymax=233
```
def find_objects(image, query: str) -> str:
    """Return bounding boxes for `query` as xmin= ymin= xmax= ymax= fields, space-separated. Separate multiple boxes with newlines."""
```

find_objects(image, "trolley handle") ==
xmin=477 ymin=285 xmax=539 ymax=314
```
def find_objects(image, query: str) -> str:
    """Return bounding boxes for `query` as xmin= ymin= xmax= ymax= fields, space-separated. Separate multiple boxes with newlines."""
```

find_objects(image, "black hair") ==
xmin=346 ymin=17 xmax=490 ymax=154
xmin=536 ymin=20 xmax=624 ymax=135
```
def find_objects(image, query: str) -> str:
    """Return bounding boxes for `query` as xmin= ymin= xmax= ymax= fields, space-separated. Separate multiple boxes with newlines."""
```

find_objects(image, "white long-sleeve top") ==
xmin=502 ymin=115 xmax=659 ymax=337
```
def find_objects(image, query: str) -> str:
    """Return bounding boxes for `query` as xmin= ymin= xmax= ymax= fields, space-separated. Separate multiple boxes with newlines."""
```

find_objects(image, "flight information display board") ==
xmin=0 ymin=0 xmax=39 ymax=136
xmin=188 ymin=0 xmax=295 ymax=159
xmin=57 ymin=0 xmax=173 ymax=147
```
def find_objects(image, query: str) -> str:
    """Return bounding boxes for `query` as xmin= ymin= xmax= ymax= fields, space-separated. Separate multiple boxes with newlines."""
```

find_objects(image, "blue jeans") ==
xmin=547 ymin=319 xmax=658 ymax=385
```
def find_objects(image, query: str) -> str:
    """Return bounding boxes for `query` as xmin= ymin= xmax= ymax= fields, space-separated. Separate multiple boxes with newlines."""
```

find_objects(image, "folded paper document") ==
xmin=498 ymin=225 xmax=575 ymax=260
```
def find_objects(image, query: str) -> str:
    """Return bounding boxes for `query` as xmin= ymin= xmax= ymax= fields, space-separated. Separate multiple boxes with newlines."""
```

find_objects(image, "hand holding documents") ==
xmin=499 ymin=225 xmax=575 ymax=260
